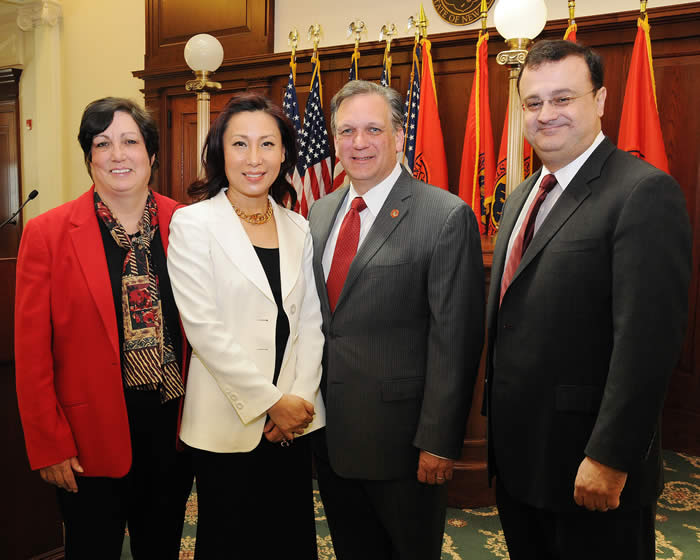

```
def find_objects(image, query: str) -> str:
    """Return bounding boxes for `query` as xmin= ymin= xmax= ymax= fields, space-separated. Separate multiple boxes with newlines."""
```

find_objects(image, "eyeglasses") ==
xmin=522 ymin=89 xmax=597 ymax=113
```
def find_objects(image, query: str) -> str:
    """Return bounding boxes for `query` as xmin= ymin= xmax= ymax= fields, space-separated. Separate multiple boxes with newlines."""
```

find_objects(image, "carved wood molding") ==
xmin=134 ymin=2 xmax=700 ymax=88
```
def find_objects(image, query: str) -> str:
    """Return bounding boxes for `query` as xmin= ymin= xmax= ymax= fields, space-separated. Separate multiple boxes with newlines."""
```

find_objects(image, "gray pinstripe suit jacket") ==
xmin=308 ymin=169 xmax=485 ymax=480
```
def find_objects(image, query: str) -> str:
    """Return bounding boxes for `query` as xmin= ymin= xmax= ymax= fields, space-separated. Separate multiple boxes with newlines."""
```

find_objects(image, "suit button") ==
xmin=290 ymin=304 xmax=297 ymax=315
xmin=503 ymin=323 xmax=513 ymax=330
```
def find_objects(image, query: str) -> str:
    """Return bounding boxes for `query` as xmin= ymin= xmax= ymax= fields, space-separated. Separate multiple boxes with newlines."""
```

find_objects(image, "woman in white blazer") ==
xmin=167 ymin=93 xmax=324 ymax=559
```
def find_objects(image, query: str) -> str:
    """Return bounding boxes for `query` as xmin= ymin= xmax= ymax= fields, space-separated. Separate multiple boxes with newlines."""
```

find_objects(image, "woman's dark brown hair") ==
xmin=188 ymin=92 xmax=298 ymax=208
xmin=77 ymin=97 xmax=159 ymax=182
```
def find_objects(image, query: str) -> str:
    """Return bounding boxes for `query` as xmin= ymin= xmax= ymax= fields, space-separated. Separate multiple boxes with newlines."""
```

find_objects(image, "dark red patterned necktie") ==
xmin=499 ymin=174 xmax=557 ymax=306
xmin=326 ymin=196 xmax=367 ymax=312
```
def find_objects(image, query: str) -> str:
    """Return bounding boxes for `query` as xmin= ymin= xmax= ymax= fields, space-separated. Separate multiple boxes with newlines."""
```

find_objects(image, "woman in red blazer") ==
xmin=15 ymin=98 xmax=192 ymax=559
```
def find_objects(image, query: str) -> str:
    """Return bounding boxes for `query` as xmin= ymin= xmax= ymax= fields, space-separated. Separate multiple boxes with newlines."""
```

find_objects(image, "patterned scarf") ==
xmin=95 ymin=191 xmax=184 ymax=403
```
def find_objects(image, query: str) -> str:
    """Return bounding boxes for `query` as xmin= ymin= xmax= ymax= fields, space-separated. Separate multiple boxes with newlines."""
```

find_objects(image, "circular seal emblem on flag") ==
xmin=432 ymin=0 xmax=494 ymax=26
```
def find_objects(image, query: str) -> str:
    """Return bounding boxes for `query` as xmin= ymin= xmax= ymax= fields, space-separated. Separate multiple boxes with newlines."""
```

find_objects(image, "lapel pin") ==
xmin=390 ymin=209 xmax=399 ymax=218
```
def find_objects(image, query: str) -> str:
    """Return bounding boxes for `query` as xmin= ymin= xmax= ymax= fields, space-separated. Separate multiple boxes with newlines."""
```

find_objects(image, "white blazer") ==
xmin=167 ymin=189 xmax=325 ymax=453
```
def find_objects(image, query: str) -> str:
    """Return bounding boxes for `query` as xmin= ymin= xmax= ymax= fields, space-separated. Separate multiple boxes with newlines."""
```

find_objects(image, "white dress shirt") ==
xmin=321 ymin=163 xmax=403 ymax=280
xmin=504 ymin=131 xmax=605 ymax=265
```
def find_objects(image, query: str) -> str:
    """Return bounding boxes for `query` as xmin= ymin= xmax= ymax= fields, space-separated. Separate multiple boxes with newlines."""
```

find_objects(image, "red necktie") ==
xmin=326 ymin=196 xmax=367 ymax=312
xmin=499 ymin=173 xmax=557 ymax=305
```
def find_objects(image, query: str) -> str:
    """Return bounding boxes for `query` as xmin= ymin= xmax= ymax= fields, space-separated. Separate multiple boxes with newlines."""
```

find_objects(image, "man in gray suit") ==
xmin=486 ymin=40 xmax=691 ymax=559
xmin=307 ymin=80 xmax=484 ymax=559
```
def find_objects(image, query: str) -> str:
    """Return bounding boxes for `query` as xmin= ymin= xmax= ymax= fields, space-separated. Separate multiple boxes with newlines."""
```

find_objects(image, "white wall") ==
xmin=14 ymin=0 xmax=146 ymax=220
xmin=273 ymin=0 xmax=692 ymax=52
xmin=60 ymin=0 xmax=146 ymax=202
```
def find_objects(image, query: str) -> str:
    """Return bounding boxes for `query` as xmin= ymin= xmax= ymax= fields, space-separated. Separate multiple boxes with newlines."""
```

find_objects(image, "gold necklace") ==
xmin=229 ymin=198 xmax=273 ymax=225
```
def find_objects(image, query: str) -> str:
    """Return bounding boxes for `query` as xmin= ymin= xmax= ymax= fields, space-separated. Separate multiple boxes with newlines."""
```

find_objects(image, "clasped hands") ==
xmin=573 ymin=456 xmax=628 ymax=512
xmin=264 ymin=394 xmax=314 ymax=444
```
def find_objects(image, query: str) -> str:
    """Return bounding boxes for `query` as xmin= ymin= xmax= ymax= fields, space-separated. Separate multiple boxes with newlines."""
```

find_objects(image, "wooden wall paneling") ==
xmin=136 ymin=3 xmax=700 ymax=504
xmin=144 ymin=0 xmax=274 ymax=74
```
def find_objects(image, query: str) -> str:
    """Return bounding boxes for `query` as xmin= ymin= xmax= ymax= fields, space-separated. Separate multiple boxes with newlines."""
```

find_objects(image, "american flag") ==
xmin=298 ymin=53 xmax=334 ymax=217
xmin=402 ymin=42 xmax=421 ymax=171
xmin=281 ymin=60 xmax=304 ymax=208
xmin=380 ymin=49 xmax=391 ymax=87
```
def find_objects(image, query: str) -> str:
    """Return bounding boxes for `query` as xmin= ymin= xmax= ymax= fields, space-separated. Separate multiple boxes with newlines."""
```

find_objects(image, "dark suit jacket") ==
xmin=15 ymin=187 xmax=184 ymax=476
xmin=485 ymin=138 xmax=692 ymax=511
xmin=308 ymin=169 xmax=485 ymax=480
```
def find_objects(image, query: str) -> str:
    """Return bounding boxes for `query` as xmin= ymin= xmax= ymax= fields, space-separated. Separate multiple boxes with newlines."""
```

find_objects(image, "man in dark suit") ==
xmin=307 ymin=80 xmax=484 ymax=559
xmin=486 ymin=40 xmax=692 ymax=559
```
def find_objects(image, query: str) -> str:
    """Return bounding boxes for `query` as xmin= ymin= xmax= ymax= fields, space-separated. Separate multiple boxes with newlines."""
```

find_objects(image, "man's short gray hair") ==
xmin=330 ymin=80 xmax=404 ymax=135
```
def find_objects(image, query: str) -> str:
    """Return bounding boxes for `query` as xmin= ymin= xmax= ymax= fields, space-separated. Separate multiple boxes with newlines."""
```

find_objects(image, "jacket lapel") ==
xmin=273 ymin=202 xmax=303 ymax=301
xmin=68 ymin=187 xmax=120 ymax=357
xmin=333 ymin=171 xmax=412 ymax=313
xmin=209 ymin=190 xmax=274 ymax=302
xmin=510 ymin=138 xmax=616 ymax=286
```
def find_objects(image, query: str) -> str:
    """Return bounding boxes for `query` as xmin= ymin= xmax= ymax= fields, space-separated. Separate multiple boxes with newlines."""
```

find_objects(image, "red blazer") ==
xmin=15 ymin=187 xmax=183 ymax=477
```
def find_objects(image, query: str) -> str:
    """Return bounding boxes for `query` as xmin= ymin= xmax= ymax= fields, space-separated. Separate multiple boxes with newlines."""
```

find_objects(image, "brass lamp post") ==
xmin=184 ymin=33 xmax=224 ymax=178
xmin=494 ymin=0 xmax=547 ymax=195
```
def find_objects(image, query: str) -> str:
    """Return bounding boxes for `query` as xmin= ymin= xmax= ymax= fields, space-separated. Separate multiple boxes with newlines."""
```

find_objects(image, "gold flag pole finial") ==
xmin=288 ymin=28 xmax=299 ymax=83
xmin=348 ymin=20 xmax=366 ymax=51
xmin=407 ymin=15 xmax=420 ymax=43
xmin=288 ymin=28 xmax=299 ymax=61
xmin=308 ymin=24 xmax=322 ymax=57
xmin=380 ymin=23 xmax=397 ymax=55
xmin=641 ymin=1 xmax=648 ymax=15
xmin=418 ymin=4 xmax=429 ymax=38
xmin=480 ymin=0 xmax=488 ymax=32
xmin=568 ymin=1 xmax=576 ymax=25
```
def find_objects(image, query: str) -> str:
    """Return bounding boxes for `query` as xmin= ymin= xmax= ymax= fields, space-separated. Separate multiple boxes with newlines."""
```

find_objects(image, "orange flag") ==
xmin=487 ymin=107 xmax=532 ymax=235
xmin=413 ymin=38 xmax=449 ymax=190
xmin=564 ymin=22 xmax=577 ymax=43
xmin=618 ymin=16 xmax=669 ymax=173
xmin=458 ymin=32 xmax=495 ymax=233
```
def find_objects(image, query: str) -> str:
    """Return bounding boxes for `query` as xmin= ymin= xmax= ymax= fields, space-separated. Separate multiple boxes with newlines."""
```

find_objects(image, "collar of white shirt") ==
xmin=343 ymin=162 xmax=403 ymax=218
xmin=321 ymin=163 xmax=403 ymax=279
xmin=543 ymin=130 xmax=605 ymax=190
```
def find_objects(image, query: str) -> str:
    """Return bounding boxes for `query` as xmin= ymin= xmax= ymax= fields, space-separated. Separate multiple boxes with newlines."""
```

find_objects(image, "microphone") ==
xmin=0 ymin=189 xmax=39 ymax=229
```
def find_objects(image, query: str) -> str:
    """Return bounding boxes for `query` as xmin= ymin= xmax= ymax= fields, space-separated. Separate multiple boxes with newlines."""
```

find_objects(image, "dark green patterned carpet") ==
xmin=122 ymin=451 xmax=700 ymax=559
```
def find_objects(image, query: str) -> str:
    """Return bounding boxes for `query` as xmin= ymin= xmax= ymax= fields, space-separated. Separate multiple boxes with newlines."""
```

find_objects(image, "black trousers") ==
xmin=495 ymin=478 xmax=656 ymax=560
xmin=314 ymin=449 xmax=447 ymax=560
xmin=191 ymin=434 xmax=318 ymax=559
xmin=57 ymin=390 xmax=193 ymax=560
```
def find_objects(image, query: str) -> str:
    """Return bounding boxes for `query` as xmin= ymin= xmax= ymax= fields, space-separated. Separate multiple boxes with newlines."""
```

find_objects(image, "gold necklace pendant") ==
xmin=230 ymin=198 xmax=273 ymax=225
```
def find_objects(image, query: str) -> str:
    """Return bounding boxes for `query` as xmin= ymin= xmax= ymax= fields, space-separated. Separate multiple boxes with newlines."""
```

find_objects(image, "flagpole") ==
xmin=288 ymin=28 xmax=298 ymax=84
xmin=402 ymin=15 xmax=422 ymax=165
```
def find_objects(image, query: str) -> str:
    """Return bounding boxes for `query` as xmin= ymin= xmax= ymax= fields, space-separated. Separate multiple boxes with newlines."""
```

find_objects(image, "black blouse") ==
xmin=253 ymin=246 xmax=290 ymax=385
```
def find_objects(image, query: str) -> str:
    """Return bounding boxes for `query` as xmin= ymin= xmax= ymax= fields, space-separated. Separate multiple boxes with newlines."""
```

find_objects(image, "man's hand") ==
xmin=40 ymin=457 xmax=84 ymax=493
xmin=574 ymin=456 xmax=628 ymax=511
xmin=417 ymin=451 xmax=454 ymax=485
